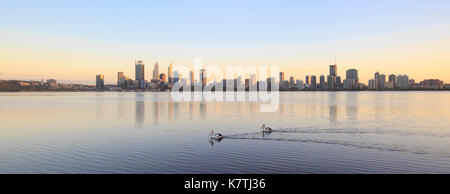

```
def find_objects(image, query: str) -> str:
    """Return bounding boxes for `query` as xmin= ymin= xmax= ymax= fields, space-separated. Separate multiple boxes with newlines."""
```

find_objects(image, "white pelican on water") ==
xmin=209 ymin=130 xmax=224 ymax=140
xmin=260 ymin=124 xmax=273 ymax=133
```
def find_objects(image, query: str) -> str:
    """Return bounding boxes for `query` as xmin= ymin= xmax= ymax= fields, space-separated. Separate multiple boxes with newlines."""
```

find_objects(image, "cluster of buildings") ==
xmin=0 ymin=79 xmax=94 ymax=91
xmin=93 ymin=60 xmax=449 ymax=92
xmin=3 ymin=60 xmax=447 ymax=92
xmin=284 ymin=65 xmax=362 ymax=91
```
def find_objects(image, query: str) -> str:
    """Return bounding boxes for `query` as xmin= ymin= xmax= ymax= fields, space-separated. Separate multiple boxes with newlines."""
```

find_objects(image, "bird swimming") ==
xmin=260 ymin=124 xmax=273 ymax=133
xmin=209 ymin=130 xmax=224 ymax=140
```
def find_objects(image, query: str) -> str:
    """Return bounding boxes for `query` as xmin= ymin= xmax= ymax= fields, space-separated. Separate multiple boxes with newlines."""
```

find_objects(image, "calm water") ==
xmin=1 ymin=92 xmax=450 ymax=174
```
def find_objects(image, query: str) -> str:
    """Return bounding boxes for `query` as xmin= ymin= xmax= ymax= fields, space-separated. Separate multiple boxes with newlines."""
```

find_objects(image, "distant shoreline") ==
xmin=1 ymin=89 xmax=449 ymax=93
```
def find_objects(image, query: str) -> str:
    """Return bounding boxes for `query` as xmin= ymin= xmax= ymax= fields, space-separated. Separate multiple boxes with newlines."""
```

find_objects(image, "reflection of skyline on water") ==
xmin=135 ymin=93 xmax=145 ymax=128
xmin=2 ymin=92 xmax=450 ymax=173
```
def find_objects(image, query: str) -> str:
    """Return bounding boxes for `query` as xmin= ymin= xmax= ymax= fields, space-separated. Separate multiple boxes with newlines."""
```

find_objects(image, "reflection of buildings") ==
xmin=328 ymin=93 xmax=337 ymax=122
xmin=135 ymin=93 xmax=145 ymax=128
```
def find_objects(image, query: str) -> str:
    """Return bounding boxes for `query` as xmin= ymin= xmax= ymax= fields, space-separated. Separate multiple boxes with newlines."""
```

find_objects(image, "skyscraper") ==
xmin=320 ymin=75 xmax=325 ymax=89
xmin=327 ymin=75 xmax=334 ymax=89
xmin=346 ymin=69 xmax=359 ymax=84
xmin=189 ymin=71 xmax=194 ymax=86
xmin=336 ymin=76 xmax=342 ymax=89
xmin=330 ymin=65 xmax=337 ymax=77
xmin=168 ymin=62 xmax=173 ymax=84
xmin=379 ymin=74 xmax=386 ymax=90
xmin=311 ymin=75 xmax=317 ymax=89
xmin=249 ymin=74 xmax=257 ymax=90
xmin=117 ymin=72 xmax=124 ymax=85
xmin=96 ymin=75 xmax=105 ymax=90
xmin=200 ymin=69 xmax=207 ymax=88
xmin=290 ymin=76 xmax=295 ymax=88
xmin=160 ymin=73 xmax=167 ymax=83
xmin=152 ymin=62 xmax=159 ymax=80
xmin=397 ymin=75 xmax=409 ymax=89
xmin=306 ymin=75 xmax=310 ymax=86
xmin=279 ymin=72 xmax=285 ymax=83
xmin=135 ymin=60 xmax=145 ymax=89
xmin=375 ymin=72 xmax=380 ymax=89
xmin=389 ymin=74 xmax=396 ymax=88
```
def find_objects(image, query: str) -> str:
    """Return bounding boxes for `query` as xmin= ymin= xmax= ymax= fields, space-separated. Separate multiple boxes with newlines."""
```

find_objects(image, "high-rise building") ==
xmin=168 ymin=62 xmax=173 ymax=84
xmin=327 ymin=75 xmax=333 ymax=89
xmin=249 ymin=74 xmax=257 ymax=90
xmin=320 ymin=75 xmax=325 ymax=89
xmin=330 ymin=65 xmax=337 ymax=77
xmin=388 ymin=74 xmax=396 ymax=89
xmin=160 ymin=73 xmax=167 ymax=83
xmin=189 ymin=71 xmax=194 ymax=86
xmin=379 ymin=74 xmax=386 ymax=90
xmin=117 ymin=72 xmax=124 ymax=85
xmin=200 ymin=69 xmax=207 ymax=88
xmin=280 ymin=72 xmax=285 ymax=83
xmin=336 ymin=76 xmax=342 ymax=89
xmin=346 ymin=69 xmax=359 ymax=84
xmin=290 ymin=76 xmax=295 ymax=88
xmin=343 ymin=79 xmax=356 ymax=90
xmin=296 ymin=80 xmax=305 ymax=90
xmin=135 ymin=60 xmax=145 ymax=89
xmin=173 ymin=71 xmax=180 ymax=83
xmin=368 ymin=79 xmax=376 ymax=90
xmin=152 ymin=62 xmax=159 ymax=80
xmin=374 ymin=72 xmax=380 ymax=89
xmin=310 ymin=75 xmax=317 ymax=89
xmin=306 ymin=75 xmax=310 ymax=86
xmin=96 ymin=75 xmax=105 ymax=90
xmin=397 ymin=75 xmax=409 ymax=89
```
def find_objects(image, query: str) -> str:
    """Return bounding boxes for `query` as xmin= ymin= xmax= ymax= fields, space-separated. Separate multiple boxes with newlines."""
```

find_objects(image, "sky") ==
xmin=1 ymin=0 xmax=450 ymax=84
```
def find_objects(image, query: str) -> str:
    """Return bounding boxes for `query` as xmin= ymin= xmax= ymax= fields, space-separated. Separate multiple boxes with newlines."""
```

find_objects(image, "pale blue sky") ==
xmin=1 ymin=0 xmax=450 ymax=84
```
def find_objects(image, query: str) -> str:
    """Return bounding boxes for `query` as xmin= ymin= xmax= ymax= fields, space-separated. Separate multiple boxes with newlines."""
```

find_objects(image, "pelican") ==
xmin=260 ymin=124 xmax=273 ymax=133
xmin=209 ymin=130 xmax=224 ymax=140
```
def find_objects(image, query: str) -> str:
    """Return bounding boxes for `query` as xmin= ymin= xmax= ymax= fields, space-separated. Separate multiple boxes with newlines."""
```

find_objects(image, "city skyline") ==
xmin=2 ymin=0 xmax=450 ymax=84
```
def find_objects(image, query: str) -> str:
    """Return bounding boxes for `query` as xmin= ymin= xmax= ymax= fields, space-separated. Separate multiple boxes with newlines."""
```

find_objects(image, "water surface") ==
xmin=1 ymin=92 xmax=449 ymax=173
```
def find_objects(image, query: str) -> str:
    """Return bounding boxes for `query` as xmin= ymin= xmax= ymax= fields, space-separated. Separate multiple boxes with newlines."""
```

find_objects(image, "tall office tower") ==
xmin=96 ymin=75 xmax=105 ymax=90
xmin=369 ymin=79 xmax=377 ymax=90
xmin=189 ymin=71 xmax=194 ymax=86
xmin=310 ymin=75 xmax=317 ymax=89
xmin=346 ymin=69 xmax=359 ymax=84
xmin=249 ymin=74 xmax=257 ymax=90
xmin=168 ymin=62 xmax=173 ymax=84
xmin=379 ymin=74 xmax=386 ymax=90
xmin=117 ymin=72 xmax=124 ymax=85
xmin=343 ymin=79 xmax=355 ymax=90
xmin=397 ymin=75 xmax=409 ymax=89
xmin=152 ymin=62 xmax=159 ymax=80
xmin=290 ymin=76 xmax=295 ymax=88
xmin=320 ymin=75 xmax=325 ymax=89
xmin=306 ymin=75 xmax=310 ymax=86
xmin=296 ymin=80 xmax=305 ymax=90
xmin=173 ymin=71 xmax=180 ymax=83
xmin=336 ymin=76 xmax=342 ymax=89
xmin=135 ymin=60 xmax=146 ymax=89
xmin=279 ymin=72 xmax=285 ymax=83
xmin=389 ymin=74 xmax=396 ymax=88
xmin=200 ymin=69 xmax=207 ymax=88
xmin=374 ymin=72 xmax=380 ymax=89
xmin=160 ymin=73 xmax=167 ymax=83
xmin=327 ymin=75 xmax=334 ymax=89
xmin=330 ymin=64 xmax=337 ymax=77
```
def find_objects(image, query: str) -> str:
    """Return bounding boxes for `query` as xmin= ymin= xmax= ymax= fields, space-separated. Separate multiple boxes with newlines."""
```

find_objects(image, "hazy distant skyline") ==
xmin=1 ymin=0 xmax=450 ymax=84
